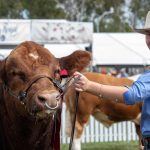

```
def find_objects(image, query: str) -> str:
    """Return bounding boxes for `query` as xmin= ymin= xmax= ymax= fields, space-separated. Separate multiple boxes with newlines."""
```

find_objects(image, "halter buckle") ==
xmin=18 ymin=91 xmax=27 ymax=101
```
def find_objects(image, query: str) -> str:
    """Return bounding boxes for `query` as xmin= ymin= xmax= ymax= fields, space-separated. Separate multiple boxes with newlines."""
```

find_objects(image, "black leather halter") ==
xmin=3 ymin=74 xmax=63 ymax=103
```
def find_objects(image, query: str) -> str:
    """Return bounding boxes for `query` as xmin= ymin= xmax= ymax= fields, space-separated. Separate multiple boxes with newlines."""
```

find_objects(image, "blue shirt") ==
xmin=123 ymin=70 xmax=150 ymax=137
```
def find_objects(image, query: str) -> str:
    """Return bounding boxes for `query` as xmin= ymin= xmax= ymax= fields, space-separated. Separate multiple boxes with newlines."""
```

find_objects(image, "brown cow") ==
xmin=65 ymin=72 xmax=142 ymax=150
xmin=0 ymin=41 xmax=91 ymax=150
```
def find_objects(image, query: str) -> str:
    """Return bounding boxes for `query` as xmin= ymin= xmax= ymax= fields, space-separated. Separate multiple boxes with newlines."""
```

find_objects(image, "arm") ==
xmin=73 ymin=72 xmax=128 ymax=103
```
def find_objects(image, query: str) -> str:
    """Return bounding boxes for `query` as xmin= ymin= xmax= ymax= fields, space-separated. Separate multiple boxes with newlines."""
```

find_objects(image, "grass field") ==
xmin=61 ymin=141 xmax=139 ymax=150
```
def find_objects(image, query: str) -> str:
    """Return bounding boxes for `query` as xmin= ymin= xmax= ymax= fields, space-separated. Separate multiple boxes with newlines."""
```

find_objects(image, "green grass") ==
xmin=61 ymin=141 xmax=139 ymax=150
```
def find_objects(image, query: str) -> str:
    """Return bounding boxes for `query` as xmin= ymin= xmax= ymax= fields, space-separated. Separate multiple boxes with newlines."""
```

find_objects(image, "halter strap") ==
xmin=3 ymin=75 xmax=63 ymax=103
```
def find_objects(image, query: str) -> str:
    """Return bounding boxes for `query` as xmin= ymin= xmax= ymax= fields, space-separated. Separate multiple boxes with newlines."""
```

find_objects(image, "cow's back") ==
xmin=84 ymin=72 xmax=133 ymax=86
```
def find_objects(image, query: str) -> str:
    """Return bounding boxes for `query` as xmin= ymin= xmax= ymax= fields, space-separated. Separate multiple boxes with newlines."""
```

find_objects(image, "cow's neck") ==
xmin=0 ymin=86 xmax=55 ymax=149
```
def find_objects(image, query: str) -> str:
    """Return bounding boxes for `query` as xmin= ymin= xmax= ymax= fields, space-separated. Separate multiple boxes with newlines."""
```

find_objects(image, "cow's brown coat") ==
xmin=0 ymin=41 xmax=91 ymax=150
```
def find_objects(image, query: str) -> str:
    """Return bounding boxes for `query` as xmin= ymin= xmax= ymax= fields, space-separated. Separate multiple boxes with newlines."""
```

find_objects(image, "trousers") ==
xmin=143 ymin=138 xmax=150 ymax=150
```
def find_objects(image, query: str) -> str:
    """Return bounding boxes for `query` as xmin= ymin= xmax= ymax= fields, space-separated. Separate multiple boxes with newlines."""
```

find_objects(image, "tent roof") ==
xmin=93 ymin=33 xmax=150 ymax=66
xmin=44 ymin=44 xmax=87 ymax=58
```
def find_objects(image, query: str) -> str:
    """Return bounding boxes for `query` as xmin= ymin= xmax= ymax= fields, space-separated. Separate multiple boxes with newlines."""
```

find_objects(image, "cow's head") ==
xmin=0 ymin=41 xmax=91 ymax=119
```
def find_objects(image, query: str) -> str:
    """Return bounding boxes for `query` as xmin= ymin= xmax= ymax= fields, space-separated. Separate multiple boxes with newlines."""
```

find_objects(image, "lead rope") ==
xmin=50 ymin=112 xmax=57 ymax=149
xmin=63 ymin=75 xmax=81 ymax=150
xmin=57 ymin=75 xmax=80 ymax=150
xmin=68 ymin=91 xmax=79 ymax=150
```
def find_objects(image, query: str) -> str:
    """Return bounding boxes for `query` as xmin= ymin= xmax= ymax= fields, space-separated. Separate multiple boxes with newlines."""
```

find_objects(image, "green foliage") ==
xmin=0 ymin=0 xmax=65 ymax=19
xmin=21 ymin=0 xmax=65 ymax=19
xmin=0 ymin=0 xmax=23 ymax=18
xmin=0 ymin=0 xmax=149 ymax=32
xmin=129 ymin=0 xmax=150 ymax=27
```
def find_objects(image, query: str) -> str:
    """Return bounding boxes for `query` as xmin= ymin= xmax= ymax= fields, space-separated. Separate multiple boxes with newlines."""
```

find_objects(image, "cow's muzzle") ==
xmin=35 ymin=91 xmax=61 ymax=111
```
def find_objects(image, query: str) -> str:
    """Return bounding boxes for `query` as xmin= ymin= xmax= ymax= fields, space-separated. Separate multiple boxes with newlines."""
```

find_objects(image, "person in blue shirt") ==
xmin=73 ymin=11 xmax=150 ymax=150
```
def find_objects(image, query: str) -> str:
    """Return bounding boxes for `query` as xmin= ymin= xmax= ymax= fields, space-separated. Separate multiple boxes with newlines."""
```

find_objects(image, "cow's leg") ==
xmin=72 ymin=113 xmax=90 ymax=150
xmin=71 ymin=119 xmax=85 ymax=150
xmin=65 ymin=109 xmax=82 ymax=150
xmin=65 ymin=109 xmax=89 ymax=150
xmin=65 ymin=109 xmax=87 ymax=137
xmin=135 ymin=124 xmax=144 ymax=150
xmin=72 ymin=138 xmax=81 ymax=150
xmin=65 ymin=109 xmax=72 ymax=136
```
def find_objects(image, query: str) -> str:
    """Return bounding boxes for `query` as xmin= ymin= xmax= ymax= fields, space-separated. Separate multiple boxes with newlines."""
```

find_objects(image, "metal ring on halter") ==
xmin=44 ymin=101 xmax=59 ymax=110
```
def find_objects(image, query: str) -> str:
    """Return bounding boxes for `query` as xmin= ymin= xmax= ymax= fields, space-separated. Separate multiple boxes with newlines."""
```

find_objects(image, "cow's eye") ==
xmin=10 ymin=70 xmax=26 ymax=81
xmin=19 ymin=73 xmax=26 ymax=81
xmin=11 ymin=71 xmax=17 ymax=76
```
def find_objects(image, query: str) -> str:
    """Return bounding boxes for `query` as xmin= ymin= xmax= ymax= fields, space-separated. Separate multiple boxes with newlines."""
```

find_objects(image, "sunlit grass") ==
xmin=61 ymin=141 xmax=139 ymax=150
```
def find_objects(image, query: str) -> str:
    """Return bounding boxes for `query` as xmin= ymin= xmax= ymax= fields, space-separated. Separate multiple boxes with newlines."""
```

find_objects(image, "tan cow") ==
xmin=65 ymin=72 xmax=142 ymax=150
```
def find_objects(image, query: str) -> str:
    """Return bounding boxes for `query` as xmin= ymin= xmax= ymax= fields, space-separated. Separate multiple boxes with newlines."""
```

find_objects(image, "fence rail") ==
xmin=60 ymin=103 xmax=138 ymax=144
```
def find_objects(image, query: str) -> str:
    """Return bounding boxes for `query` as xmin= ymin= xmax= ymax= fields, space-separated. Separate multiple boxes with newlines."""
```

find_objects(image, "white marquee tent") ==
xmin=93 ymin=33 xmax=150 ymax=66
xmin=44 ymin=43 xmax=88 ymax=58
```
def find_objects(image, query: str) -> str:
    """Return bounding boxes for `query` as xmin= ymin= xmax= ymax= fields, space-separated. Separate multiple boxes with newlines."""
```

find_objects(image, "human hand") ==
xmin=73 ymin=72 xmax=90 ymax=92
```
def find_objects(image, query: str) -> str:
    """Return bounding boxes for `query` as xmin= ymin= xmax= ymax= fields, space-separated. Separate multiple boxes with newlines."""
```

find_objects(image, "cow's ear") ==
xmin=59 ymin=50 xmax=92 ymax=76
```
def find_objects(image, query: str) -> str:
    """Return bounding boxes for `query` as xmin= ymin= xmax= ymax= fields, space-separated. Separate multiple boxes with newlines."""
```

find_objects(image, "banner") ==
xmin=0 ymin=19 xmax=93 ymax=44
xmin=31 ymin=20 xmax=93 ymax=44
xmin=0 ymin=20 xmax=30 ymax=44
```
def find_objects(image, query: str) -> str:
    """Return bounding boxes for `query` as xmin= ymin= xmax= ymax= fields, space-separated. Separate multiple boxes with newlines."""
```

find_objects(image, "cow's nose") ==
xmin=36 ymin=92 xmax=60 ymax=109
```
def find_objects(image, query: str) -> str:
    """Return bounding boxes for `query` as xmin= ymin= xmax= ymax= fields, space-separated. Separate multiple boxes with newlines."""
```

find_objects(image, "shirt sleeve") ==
xmin=123 ymin=81 xmax=146 ymax=105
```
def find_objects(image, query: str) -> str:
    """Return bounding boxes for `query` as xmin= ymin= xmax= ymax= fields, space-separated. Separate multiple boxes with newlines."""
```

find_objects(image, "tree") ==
xmin=129 ymin=0 xmax=150 ymax=27
xmin=21 ymin=0 xmax=65 ymax=19
xmin=0 ymin=0 xmax=24 ymax=19
xmin=0 ymin=0 xmax=149 ymax=32
xmin=57 ymin=0 xmax=127 ymax=32
xmin=0 ymin=0 xmax=65 ymax=19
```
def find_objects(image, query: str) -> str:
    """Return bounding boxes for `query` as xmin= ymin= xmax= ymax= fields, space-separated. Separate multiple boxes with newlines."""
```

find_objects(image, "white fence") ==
xmin=60 ymin=103 xmax=138 ymax=144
